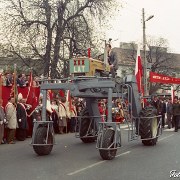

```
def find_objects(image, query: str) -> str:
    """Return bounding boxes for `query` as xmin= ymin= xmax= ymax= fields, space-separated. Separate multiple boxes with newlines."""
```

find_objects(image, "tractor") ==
xmin=31 ymin=55 xmax=161 ymax=160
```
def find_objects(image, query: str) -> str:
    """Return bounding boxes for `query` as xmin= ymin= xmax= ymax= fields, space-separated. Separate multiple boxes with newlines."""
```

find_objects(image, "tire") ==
xmin=99 ymin=129 xmax=117 ymax=160
xmin=79 ymin=108 xmax=96 ymax=143
xmin=33 ymin=126 xmax=53 ymax=155
xmin=139 ymin=106 xmax=159 ymax=146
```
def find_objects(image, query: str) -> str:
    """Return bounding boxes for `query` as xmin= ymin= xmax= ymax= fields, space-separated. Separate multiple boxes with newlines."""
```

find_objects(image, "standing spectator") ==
xmin=5 ymin=73 xmax=13 ymax=86
xmin=22 ymin=73 xmax=28 ymax=86
xmin=166 ymin=98 xmax=173 ymax=129
xmin=5 ymin=97 xmax=17 ymax=144
xmin=152 ymin=96 xmax=159 ymax=109
xmin=58 ymin=97 xmax=67 ymax=134
xmin=0 ymin=99 xmax=6 ymax=144
xmin=17 ymin=74 xmax=26 ymax=87
xmin=51 ymin=99 xmax=59 ymax=134
xmin=106 ymin=44 xmax=118 ymax=78
xmin=172 ymin=97 xmax=180 ymax=132
xmin=70 ymin=100 xmax=77 ymax=133
xmin=32 ymin=77 xmax=40 ymax=87
xmin=157 ymin=97 xmax=166 ymax=128
xmin=16 ymin=93 xmax=28 ymax=141
xmin=98 ymin=100 xmax=105 ymax=122
xmin=65 ymin=97 xmax=72 ymax=133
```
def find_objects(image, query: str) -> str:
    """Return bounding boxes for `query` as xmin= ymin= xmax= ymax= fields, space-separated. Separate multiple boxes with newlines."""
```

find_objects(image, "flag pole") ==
xmin=0 ymin=73 xmax=2 ymax=102
xmin=14 ymin=64 xmax=17 ymax=104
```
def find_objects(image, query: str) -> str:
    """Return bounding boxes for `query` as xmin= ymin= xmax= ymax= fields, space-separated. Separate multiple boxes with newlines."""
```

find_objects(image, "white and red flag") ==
xmin=66 ymin=90 xmax=73 ymax=111
xmin=135 ymin=47 xmax=143 ymax=93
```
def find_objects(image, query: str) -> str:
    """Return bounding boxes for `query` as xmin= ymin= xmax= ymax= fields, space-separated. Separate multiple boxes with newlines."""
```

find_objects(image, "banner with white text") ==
xmin=149 ymin=72 xmax=180 ymax=84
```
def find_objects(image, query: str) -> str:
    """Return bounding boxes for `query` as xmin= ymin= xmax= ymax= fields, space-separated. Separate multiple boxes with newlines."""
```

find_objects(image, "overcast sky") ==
xmin=105 ymin=0 xmax=180 ymax=53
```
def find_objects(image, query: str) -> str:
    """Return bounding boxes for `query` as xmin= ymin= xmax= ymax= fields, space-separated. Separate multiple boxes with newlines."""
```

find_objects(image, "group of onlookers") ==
xmin=152 ymin=96 xmax=180 ymax=132
xmin=50 ymin=97 xmax=80 ymax=134
xmin=0 ymin=93 xmax=30 ymax=144
xmin=0 ymin=94 xmax=85 ymax=144
xmin=2 ymin=72 xmax=40 ymax=87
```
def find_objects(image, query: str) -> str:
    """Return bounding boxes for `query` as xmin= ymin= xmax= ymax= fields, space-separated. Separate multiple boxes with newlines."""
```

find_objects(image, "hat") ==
xmin=18 ymin=93 xmax=23 ymax=101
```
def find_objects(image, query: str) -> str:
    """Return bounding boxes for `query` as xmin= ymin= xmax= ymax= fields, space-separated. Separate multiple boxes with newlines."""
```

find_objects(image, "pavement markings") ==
xmin=163 ymin=128 xmax=174 ymax=132
xmin=67 ymin=128 xmax=174 ymax=176
xmin=67 ymin=151 xmax=131 ymax=176
xmin=159 ymin=134 xmax=174 ymax=141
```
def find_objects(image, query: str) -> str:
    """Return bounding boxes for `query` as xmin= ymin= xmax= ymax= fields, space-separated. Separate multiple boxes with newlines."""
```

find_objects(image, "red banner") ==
xmin=149 ymin=72 xmax=180 ymax=84
xmin=2 ymin=86 xmax=40 ymax=108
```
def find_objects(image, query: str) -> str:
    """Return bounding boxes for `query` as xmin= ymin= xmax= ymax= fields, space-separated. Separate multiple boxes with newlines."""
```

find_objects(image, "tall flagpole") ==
xmin=0 ymin=73 xmax=2 ymax=102
xmin=14 ymin=64 xmax=17 ymax=104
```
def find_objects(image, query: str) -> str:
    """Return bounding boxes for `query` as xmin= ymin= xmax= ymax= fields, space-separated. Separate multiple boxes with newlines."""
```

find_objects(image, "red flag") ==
xmin=0 ymin=74 xmax=2 ymax=101
xmin=135 ymin=47 xmax=143 ymax=93
xmin=26 ymin=72 xmax=40 ymax=110
xmin=59 ymin=89 xmax=65 ymax=97
xmin=88 ymin=48 xmax=91 ymax=58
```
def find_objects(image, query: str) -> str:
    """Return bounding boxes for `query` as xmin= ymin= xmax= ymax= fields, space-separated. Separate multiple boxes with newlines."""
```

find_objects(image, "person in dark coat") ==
xmin=16 ymin=93 xmax=28 ymax=141
xmin=5 ymin=73 xmax=13 ymax=86
xmin=172 ymin=97 xmax=180 ymax=132
xmin=152 ymin=96 xmax=159 ymax=109
xmin=166 ymin=98 xmax=173 ymax=129
xmin=158 ymin=98 xmax=166 ymax=128
xmin=107 ymin=44 xmax=118 ymax=78
xmin=0 ymin=99 xmax=6 ymax=144
xmin=17 ymin=74 xmax=26 ymax=87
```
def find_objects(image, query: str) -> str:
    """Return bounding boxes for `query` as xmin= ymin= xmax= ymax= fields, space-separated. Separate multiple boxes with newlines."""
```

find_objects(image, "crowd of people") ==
xmin=2 ymin=72 xmax=40 ymax=87
xmin=0 ymin=95 xmax=30 ymax=144
xmin=0 ymin=92 xmax=86 ymax=144
xmin=152 ymin=96 xmax=180 ymax=132
xmin=0 ymin=72 xmax=179 ymax=145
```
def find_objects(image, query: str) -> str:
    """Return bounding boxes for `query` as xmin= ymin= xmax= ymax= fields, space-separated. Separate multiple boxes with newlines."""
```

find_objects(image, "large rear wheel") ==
xmin=33 ymin=126 xmax=53 ymax=155
xmin=79 ymin=108 xmax=96 ymax=143
xmin=139 ymin=107 xmax=159 ymax=146
xmin=99 ymin=129 xmax=117 ymax=160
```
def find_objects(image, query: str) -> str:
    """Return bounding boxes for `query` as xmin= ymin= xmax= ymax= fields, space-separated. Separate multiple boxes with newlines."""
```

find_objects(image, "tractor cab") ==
xmin=69 ymin=57 xmax=110 ymax=77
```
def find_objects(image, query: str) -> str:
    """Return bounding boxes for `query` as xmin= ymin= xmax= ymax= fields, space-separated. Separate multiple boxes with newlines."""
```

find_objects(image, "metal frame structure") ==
xmin=31 ymin=75 xmax=161 ymax=159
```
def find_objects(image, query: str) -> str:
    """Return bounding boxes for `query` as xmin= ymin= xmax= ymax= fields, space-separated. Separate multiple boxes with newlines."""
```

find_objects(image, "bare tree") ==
xmin=146 ymin=37 xmax=177 ymax=94
xmin=1 ymin=0 xmax=119 ymax=78
xmin=118 ymin=39 xmax=178 ymax=94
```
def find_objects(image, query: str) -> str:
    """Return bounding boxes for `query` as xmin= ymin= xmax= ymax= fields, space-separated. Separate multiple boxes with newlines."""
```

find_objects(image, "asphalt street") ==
xmin=0 ymin=125 xmax=179 ymax=180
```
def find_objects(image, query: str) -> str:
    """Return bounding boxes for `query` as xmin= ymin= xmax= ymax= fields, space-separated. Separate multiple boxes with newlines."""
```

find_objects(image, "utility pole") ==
xmin=142 ymin=8 xmax=147 ymax=95
xmin=142 ymin=8 xmax=154 ymax=96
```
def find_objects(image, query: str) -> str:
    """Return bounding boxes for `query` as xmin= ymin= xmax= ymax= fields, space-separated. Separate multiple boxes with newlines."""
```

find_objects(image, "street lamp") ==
xmin=142 ymin=8 xmax=154 ymax=95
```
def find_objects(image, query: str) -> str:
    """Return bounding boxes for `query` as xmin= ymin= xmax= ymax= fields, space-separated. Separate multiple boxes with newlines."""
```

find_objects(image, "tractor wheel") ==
xmin=99 ymin=129 xmax=117 ymax=160
xmin=139 ymin=107 xmax=159 ymax=146
xmin=79 ymin=108 xmax=96 ymax=143
xmin=33 ymin=126 xmax=53 ymax=155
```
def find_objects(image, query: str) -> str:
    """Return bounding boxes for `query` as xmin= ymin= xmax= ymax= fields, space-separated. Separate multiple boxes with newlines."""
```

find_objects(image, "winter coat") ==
xmin=166 ymin=103 xmax=173 ymax=115
xmin=157 ymin=101 xmax=166 ymax=114
xmin=5 ymin=102 xmax=17 ymax=129
xmin=16 ymin=103 xmax=28 ymax=129
xmin=0 ymin=106 xmax=5 ymax=122
xmin=172 ymin=102 xmax=180 ymax=116
xmin=70 ymin=105 xmax=77 ymax=118
xmin=58 ymin=102 xmax=67 ymax=119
